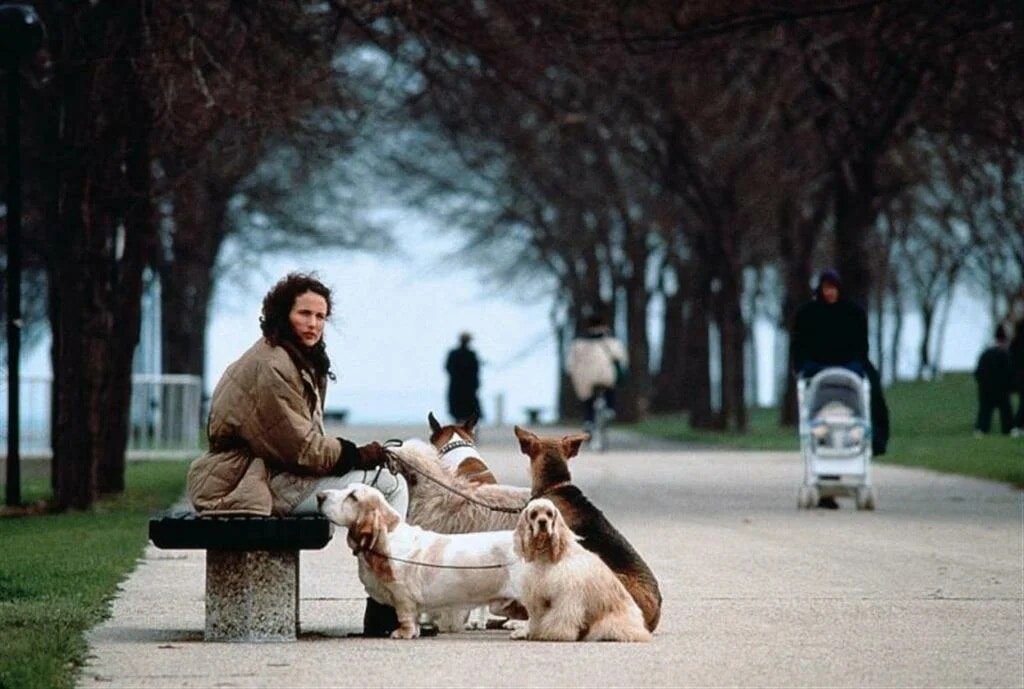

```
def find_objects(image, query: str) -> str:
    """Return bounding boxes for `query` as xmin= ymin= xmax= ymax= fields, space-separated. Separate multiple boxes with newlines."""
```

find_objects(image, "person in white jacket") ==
xmin=567 ymin=314 xmax=628 ymax=431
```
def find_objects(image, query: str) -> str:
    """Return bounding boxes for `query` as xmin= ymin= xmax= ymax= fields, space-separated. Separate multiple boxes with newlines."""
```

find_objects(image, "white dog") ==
xmin=511 ymin=498 xmax=651 ymax=642
xmin=388 ymin=437 xmax=531 ymax=631
xmin=317 ymin=483 xmax=521 ymax=639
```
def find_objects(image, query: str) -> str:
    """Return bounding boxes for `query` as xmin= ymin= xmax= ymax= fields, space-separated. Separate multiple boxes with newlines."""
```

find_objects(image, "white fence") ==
xmin=1 ymin=373 xmax=203 ymax=459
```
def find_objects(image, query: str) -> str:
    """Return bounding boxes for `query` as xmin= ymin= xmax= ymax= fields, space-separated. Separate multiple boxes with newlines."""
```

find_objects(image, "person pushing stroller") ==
xmin=792 ymin=269 xmax=890 ymax=508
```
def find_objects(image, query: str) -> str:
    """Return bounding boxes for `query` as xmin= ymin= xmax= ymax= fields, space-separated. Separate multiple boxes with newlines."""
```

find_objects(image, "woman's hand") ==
xmin=334 ymin=438 xmax=386 ymax=474
xmin=355 ymin=441 xmax=387 ymax=469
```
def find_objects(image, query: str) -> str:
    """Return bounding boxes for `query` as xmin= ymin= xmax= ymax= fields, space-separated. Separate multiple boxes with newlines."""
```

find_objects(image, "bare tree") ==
xmin=885 ymin=192 xmax=970 ymax=380
xmin=145 ymin=3 xmax=390 ymax=388
xmin=36 ymin=0 xmax=158 ymax=505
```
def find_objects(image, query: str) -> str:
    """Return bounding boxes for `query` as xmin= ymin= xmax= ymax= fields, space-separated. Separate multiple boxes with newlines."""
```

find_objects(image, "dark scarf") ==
xmin=277 ymin=336 xmax=335 ymax=384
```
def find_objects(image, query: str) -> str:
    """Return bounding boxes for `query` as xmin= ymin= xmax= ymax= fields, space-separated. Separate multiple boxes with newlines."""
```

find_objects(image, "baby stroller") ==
xmin=796 ymin=366 xmax=877 ymax=510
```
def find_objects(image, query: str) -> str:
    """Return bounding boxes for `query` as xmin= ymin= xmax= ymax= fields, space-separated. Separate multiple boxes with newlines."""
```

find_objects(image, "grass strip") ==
xmin=0 ymin=460 xmax=188 ymax=689
xmin=633 ymin=372 xmax=1024 ymax=487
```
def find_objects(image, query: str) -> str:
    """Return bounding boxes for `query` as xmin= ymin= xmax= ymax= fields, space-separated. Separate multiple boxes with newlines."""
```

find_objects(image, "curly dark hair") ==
xmin=260 ymin=272 xmax=334 ymax=380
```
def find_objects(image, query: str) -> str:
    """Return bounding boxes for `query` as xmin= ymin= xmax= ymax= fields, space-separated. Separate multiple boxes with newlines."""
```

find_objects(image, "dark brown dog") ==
xmin=514 ymin=425 xmax=662 ymax=632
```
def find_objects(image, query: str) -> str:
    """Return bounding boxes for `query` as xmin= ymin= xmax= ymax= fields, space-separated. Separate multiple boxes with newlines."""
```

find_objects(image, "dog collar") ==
xmin=438 ymin=438 xmax=475 ymax=456
xmin=532 ymin=480 xmax=572 ymax=499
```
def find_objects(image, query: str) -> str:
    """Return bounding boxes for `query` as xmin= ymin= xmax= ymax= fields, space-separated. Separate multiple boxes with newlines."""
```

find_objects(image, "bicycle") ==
xmin=588 ymin=386 xmax=614 ymax=452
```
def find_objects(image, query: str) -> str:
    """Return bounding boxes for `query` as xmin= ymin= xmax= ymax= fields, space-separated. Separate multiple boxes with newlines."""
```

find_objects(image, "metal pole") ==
xmin=5 ymin=51 xmax=21 ymax=506
xmin=2 ymin=3 xmax=44 ymax=507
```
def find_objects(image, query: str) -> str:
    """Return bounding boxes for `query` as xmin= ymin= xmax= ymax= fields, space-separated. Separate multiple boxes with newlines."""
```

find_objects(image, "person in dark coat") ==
xmin=974 ymin=325 xmax=1014 ymax=436
xmin=792 ymin=269 xmax=891 ymax=507
xmin=445 ymin=332 xmax=483 ymax=424
xmin=1009 ymin=319 xmax=1024 ymax=436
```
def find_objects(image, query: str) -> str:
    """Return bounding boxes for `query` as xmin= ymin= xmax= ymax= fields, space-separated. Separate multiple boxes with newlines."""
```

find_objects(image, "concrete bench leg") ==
xmin=205 ymin=550 xmax=299 ymax=642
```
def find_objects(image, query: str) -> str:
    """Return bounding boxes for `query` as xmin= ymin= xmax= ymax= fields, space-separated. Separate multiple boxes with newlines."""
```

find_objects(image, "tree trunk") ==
xmin=98 ymin=92 xmax=155 ymax=494
xmin=833 ymin=160 xmax=878 ymax=309
xmin=776 ymin=193 xmax=823 ymax=427
xmin=717 ymin=259 xmax=747 ymax=432
xmin=159 ymin=176 xmax=230 ymax=385
xmin=51 ymin=1 xmax=152 ymax=509
xmin=619 ymin=231 xmax=650 ymax=423
xmin=888 ymin=280 xmax=904 ymax=383
xmin=917 ymin=305 xmax=934 ymax=380
xmin=931 ymin=288 xmax=956 ymax=379
xmin=688 ymin=262 xmax=717 ymax=429
xmin=651 ymin=277 xmax=687 ymax=413
xmin=778 ymin=257 xmax=814 ymax=427
xmin=873 ymin=277 xmax=886 ymax=379
xmin=745 ymin=273 xmax=760 ymax=410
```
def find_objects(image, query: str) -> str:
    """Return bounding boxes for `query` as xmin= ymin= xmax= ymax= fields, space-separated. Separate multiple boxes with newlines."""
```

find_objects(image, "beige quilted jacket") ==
xmin=186 ymin=338 xmax=342 ymax=515
xmin=567 ymin=333 xmax=628 ymax=400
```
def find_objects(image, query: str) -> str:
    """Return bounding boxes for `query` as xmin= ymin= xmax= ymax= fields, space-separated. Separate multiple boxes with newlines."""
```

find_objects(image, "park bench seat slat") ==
xmin=148 ymin=511 xmax=333 ymax=551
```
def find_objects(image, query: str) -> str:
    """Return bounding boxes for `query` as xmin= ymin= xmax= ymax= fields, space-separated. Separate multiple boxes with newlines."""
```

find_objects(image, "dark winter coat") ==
xmin=975 ymin=345 xmax=1013 ymax=399
xmin=1010 ymin=326 xmax=1024 ymax=389
xmin=445 ymin=344 xmax=482 ymax=421
xmin=792 ymin=297 xmax=869 ymax=370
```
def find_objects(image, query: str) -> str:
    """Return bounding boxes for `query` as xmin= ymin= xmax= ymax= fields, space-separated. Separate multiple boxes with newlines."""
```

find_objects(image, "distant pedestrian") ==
xmin=974 ymin=324 xmax=1014 ymax=436
xmin=567 ymin=313 xmax=628 ymax=433
xmin=792 ymin=269 xmax=890 ymax=457
xmin=445 ymin=332 xmax=483 ymax=424
xmin=1009 ymin=318 xmax=1024 ymax=437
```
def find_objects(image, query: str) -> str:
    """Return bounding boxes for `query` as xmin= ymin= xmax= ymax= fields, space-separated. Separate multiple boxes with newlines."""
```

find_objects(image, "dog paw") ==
xmin=505 ymin=619 xmax=527 ymax=633
xmin=390 ymin=626 xmax=420 ymax=640
xmin=509 ymin=624 xmax=529 ymax=640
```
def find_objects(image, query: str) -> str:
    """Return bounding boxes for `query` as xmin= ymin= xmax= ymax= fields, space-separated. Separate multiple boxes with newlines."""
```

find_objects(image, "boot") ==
xmin=362 ymin=597 xmax=399 ymax=637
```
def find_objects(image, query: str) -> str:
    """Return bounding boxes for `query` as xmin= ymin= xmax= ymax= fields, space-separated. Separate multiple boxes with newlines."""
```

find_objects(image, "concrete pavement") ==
xmin=78 ymin=424 xmax=1024 ymax=688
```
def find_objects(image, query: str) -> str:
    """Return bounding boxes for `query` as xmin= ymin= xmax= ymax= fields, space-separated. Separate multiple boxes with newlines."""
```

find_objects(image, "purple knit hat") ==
xmin=817 ymin=268 xmax=842 ymax=289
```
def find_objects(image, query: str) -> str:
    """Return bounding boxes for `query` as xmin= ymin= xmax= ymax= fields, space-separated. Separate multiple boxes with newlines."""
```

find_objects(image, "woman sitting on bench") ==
xmin=186 ymin=271 xmax=408 ymax=636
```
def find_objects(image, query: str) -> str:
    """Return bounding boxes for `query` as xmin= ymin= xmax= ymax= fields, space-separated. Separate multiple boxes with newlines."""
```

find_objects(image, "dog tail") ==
xmin=627 ymin=579 xmax=662 ymax=632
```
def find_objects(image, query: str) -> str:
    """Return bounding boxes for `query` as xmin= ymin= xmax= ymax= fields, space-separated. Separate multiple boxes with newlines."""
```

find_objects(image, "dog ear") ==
xmin=351 ymin=515 xmax=377 ymax=554
xmin=560 ymin=433 xmax=589 ymax=459
xmin=351 ymin=498 xmax=388 ymax=554
xmin=548 ymin=507 xmax=573 ymax=562
xmin=367 ymin=489 xmax=401 ymax=533
xmin=513 ymin=507 xmax=535 ymax=562
xmin=428 ymin=412 xmax=442 ymax=435
xmin=380 ymin=500 xmax=401 ymax=533
xmin=514 ymin=425 xmax=538 ymax=456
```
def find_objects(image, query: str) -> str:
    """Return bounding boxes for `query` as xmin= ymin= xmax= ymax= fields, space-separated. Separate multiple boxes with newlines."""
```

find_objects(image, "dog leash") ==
xmin=382 ymin=440 xmax=525 ymax=515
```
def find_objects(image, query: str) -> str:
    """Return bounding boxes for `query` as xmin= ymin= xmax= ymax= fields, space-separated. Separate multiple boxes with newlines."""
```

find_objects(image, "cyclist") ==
xmin=567 ymin=313 xmax=627 ymax=435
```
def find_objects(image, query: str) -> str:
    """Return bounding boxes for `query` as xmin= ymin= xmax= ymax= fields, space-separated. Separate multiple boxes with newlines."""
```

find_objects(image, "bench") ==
xmin=149 ymin=510 xmax=334 ymax=642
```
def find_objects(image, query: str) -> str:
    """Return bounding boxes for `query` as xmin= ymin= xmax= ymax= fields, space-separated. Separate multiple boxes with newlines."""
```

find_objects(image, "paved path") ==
xmin=79 ymin=425 xmax=1024 ymax=688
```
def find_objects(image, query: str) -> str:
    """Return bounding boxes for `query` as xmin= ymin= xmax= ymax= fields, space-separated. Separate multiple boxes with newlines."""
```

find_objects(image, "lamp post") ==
xmin=2 ymin=3 xmax=44 ymax=507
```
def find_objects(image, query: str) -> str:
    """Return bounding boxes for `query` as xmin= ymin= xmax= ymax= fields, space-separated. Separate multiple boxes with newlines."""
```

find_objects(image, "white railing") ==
xmin=1 ymin=373 xmax=203 ymax=459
